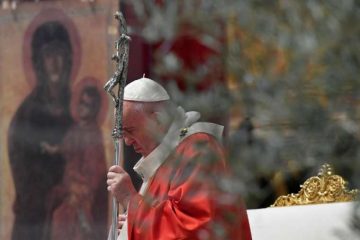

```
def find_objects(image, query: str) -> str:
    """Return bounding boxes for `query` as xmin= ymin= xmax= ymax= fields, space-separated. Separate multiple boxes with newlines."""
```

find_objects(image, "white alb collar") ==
xmin=133 ymin=107 xmax=224 ymax=182
xmin=133 ymin=107 xmax=192 ymax=181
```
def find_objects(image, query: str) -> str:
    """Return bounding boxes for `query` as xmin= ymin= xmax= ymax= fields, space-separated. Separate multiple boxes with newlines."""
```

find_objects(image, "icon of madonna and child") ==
xmin=8 ymin=12 xmax=108 ymax=240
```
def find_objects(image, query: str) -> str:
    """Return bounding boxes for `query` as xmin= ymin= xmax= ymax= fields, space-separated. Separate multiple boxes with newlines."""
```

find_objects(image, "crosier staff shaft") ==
xmin=104 ymin=11 xmax=130 ymax=240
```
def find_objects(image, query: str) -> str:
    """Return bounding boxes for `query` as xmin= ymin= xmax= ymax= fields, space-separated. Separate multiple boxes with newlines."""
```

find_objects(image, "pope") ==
xmin=107 ymin=77 xmax=252 ymax=240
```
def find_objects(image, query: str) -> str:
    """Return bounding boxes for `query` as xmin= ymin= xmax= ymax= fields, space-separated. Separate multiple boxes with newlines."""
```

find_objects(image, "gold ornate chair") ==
xmin=271 ymin=163 xmax=358 ymax=207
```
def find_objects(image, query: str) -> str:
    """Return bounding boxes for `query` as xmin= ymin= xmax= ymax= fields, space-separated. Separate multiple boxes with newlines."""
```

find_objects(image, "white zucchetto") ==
xmin=124 ymin=77 xmax=170 ymax=102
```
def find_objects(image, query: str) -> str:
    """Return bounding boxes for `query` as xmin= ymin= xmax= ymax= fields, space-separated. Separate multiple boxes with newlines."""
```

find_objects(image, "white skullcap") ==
xmin=124 ymin=77 xmax=170 ymax=102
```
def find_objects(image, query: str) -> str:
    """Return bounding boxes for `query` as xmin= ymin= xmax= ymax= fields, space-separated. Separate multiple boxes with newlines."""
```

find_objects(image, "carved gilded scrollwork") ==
xmin=271 ymin=164 xmax=358 ymax=207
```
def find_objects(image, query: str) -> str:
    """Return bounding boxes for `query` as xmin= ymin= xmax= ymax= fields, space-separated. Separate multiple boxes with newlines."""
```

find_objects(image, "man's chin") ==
xmin=134 ymin=148 xmax=142 ymax=154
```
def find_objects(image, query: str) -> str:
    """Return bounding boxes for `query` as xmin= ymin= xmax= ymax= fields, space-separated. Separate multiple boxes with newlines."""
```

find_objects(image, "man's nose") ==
xmin=123 ymin=135 xmax=134 ymax=146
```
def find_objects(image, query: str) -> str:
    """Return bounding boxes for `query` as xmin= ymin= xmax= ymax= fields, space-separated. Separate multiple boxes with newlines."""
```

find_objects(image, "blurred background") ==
xmin=1 ymin=0 xmax=359 ymax=239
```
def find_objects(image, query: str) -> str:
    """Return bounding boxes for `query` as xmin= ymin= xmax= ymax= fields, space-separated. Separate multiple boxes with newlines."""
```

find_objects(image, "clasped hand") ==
xmin=107 ymin=165 xmax=137 ymax=207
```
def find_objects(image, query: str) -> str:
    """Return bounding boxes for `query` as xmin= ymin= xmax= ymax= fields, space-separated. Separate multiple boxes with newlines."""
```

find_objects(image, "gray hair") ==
xmin=129 ymin=100 xmax=177 ymax=127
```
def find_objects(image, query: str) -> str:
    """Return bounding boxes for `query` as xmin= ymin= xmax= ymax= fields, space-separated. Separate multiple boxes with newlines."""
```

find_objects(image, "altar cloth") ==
xmin=247 ymin=202 xmax=358 ymax=240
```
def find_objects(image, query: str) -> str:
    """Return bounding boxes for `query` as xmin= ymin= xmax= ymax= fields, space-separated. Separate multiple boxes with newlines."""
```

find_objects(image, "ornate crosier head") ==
xmin=104 ymin=10 xmax=131 ymax=139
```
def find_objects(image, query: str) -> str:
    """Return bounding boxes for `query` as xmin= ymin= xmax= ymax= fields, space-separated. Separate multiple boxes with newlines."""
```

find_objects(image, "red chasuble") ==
xmin=127 ymin=133 xmax=252 ymax=240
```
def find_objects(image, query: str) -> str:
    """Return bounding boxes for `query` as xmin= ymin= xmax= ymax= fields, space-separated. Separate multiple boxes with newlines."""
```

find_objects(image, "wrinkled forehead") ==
xmin=124 ymin=100 xmax=140 ymax=113
xmin=123 ymin=101 xmax=146 ymax=126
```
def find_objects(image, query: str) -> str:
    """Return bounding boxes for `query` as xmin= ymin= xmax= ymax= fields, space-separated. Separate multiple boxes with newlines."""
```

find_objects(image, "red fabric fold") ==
xmin=127 ymin=133 xmax=252 ymax=240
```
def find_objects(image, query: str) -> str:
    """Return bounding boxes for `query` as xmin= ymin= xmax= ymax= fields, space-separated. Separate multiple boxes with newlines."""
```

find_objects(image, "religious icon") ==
xmin=8 ymin=19 xmax=73 ymax=240
xmin=6 ymin=6 xmax=109 ymax=240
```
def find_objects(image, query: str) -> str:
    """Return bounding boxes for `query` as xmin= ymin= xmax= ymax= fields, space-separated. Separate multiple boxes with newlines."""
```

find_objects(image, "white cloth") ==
xmin=117 ymin=107 xmax=224 ymax=240
xmin=247 ymin=202 xmax=358 ymax=240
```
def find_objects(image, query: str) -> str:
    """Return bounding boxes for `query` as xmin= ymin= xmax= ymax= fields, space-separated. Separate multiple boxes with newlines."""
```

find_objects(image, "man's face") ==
xmin=122 ymin=101 xmax=159 ymax=157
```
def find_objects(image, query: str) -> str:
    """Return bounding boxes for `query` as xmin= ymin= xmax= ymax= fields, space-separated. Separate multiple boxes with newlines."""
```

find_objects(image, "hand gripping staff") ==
xmin=104 ymin=11 xmax=130 ymax=240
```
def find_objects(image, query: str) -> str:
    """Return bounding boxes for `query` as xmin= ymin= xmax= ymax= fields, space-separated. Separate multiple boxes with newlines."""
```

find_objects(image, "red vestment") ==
xmin=127 ymin=133 xmax=252 ymax=240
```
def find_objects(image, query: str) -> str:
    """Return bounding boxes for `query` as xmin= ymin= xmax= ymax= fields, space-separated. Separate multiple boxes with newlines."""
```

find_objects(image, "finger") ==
xmin=118 ymin=214 xmax=127 ymax=221
xmin=106 ymin=179 xmax=115 ymax=186
xmin=117 ymin=219 xmax=125 ymax=229
xmin=107 ymin=172 xmax=119 ymax=179
xmin=108 ymin=165 xmax=125 ymax=173
xmin=118 ymin=222 xmax=123 ymax=230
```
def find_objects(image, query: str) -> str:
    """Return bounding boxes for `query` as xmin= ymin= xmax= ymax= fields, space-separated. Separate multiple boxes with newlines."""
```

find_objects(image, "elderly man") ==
xmin=107 ymin=77 xmax=252 ymax=240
